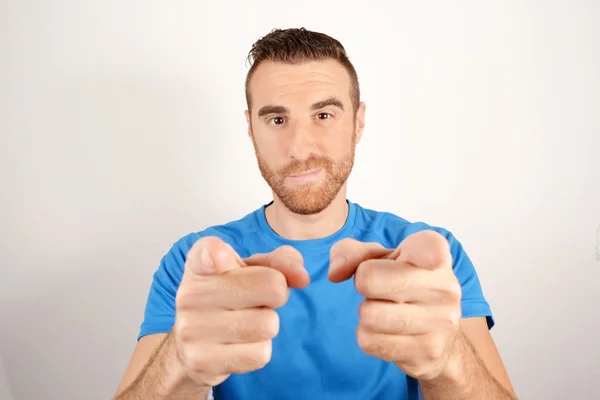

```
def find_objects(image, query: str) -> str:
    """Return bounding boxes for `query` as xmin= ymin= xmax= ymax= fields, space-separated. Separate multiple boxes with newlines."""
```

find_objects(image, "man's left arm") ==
xmin=328 ymin=229 xmax=517 ymax=400
xmin=419 ymin=317 xmax=517 ymax=399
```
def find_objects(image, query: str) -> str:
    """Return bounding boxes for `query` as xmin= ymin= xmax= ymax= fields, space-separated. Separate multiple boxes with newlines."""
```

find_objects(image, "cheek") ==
xmin=324 ymin=130 xmax=354 ymax=157
xmin=256 ymin=141 xmax=288 ymax=170
xmin=255 ymin=128 xmax=291 ymax=153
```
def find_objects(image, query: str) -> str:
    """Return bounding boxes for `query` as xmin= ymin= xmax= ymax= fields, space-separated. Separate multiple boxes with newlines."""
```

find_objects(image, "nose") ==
xmin=287 ymin=121 xmax=316 ymax=161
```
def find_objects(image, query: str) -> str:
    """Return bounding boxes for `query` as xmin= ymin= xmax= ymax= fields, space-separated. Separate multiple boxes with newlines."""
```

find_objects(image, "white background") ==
xmin=1 ymin=1 xmax=599 ymax=399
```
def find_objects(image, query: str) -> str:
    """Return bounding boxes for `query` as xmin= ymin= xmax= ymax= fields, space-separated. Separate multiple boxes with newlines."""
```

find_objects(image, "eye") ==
xmin=317 ymin=113 xmax=332 ymax=120
xmin=269 ymin=116 xmax=285 ymax=125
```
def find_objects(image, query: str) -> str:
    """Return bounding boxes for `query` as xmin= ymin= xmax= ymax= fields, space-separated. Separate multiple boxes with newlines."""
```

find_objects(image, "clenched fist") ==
xmin=173 ymin=236 xmax=310 ymax=388
xmin=328 ymin=230 xmax=462 ymax=381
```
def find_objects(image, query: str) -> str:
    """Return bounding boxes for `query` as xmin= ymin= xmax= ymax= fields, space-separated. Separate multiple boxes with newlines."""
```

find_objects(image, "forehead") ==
xmin=249 ymin=59 xmax=352 ymax=112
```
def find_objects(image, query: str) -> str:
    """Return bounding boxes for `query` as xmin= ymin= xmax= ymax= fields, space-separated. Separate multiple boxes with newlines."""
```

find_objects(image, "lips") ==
xmin=288 ymin=168 xmax=322 ymax=178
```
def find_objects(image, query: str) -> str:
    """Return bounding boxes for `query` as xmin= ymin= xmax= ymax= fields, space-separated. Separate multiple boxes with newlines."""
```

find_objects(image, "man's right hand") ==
xmin=173 ymin=236 xmax=310 ymax=389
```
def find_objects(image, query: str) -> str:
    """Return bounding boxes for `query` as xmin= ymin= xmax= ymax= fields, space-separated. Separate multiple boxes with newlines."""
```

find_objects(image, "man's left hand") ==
xmin=328 ymin=230 xmax=462 ymax=380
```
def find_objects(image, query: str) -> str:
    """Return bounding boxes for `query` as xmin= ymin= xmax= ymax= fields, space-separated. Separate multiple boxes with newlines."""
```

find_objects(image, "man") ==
xmin=114 ymin=28 xmax=516 ymax=399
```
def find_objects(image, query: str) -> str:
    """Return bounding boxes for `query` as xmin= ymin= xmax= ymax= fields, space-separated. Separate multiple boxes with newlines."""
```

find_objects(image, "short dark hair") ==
xmin=245 ymin=28 xmax=360 ymax=113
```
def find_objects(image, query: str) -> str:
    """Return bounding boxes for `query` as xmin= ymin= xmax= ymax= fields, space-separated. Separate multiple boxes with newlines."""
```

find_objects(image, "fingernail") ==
xmin=330 ymin=256 xmax=346 ymax=270
xmin=200 ymin=247 xmax=214 ymax=270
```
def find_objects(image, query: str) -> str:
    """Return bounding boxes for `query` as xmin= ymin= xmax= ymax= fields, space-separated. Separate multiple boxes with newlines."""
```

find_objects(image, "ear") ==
xmin=354 ymin=101 xmax=366 ymax=143
xmin=244 ymin=109 xmax=253 ymax=139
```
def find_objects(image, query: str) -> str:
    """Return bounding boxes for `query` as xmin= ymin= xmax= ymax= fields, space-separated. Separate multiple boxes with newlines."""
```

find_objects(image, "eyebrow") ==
xmin=311 ymin=97 xmax=345 ymax=111
xmin=257 ymin=105 xmax=289 ymax=118
xmin=257 ymin=97 xmax=345 ymax=118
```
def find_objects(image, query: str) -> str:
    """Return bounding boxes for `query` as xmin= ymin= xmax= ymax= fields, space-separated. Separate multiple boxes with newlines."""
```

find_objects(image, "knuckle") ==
xmin=357 ymin=301 xmax=370 ymax=323
xmin=245 ymin=309 xmax=279 ymax=340
xmin=410 ymin=364 xmax=433 ymax=381
xmin=358 ymin=301 xmax=381 ymax=331
xmin=187 ymin=350 xmax=210 ymax=373
xmin=254 ymin=341 xmax=273 ymax=368
xmin=451 ymin=283 xmax=462 ymax=301
xmin=264 ymin=270 xmax=289 ymax=305
xmin=175 ymin=286 xmax=196 ymax=311
xmin=437 ymin=278 xmax=462 ymax=302
xmin=425 ymin=336 xmax=445 ymax=361
xmin=356 ymin=327 xmax=374 ymax=353
xmin=176 ymin=322 xmax=196 ymax=344
xmin=227 ymin=343 xmax=269 ymax=373
xmin=235 ymin=341 xmax=272 ymax=371
xmin=177 ymin=341 xmax=210 ymax=373
xmin=446 ymin=278 xmax=462 ymax=298
xmin=176 ymin=282 xmax=211 ymax=311
xmin=175 ymin=286 xmax=189 ymax=309
xmin=355 ymin=263 xmax=375 ymax=295
xmin=446 ymin=308 xmax=461 ymax=328
xmin=259 ymin=310 xmax=280 ymax=338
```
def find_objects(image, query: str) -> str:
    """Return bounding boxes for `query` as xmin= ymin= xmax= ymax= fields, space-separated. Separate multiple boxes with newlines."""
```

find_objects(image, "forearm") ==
xmin=114 ymin=332 xmax=210 ymax=400
xmin=419 ymin=331 xmax=516 ymax=400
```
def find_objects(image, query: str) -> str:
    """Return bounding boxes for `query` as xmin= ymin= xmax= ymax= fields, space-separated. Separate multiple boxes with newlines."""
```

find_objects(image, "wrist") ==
xmin=439 ymin=332 xmax=468 ymax=384
xmin=421 ymin=330 xmax=470 ymax=388
xmin=158 ymin=333 xmax=211 ymax=397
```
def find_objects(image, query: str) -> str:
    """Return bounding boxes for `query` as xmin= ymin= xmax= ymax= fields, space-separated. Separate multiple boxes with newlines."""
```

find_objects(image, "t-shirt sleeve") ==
xmin=137 ymin=238 xmax=190 ymax=341
xmin=443 ymin=229 xmax=495 ymax=330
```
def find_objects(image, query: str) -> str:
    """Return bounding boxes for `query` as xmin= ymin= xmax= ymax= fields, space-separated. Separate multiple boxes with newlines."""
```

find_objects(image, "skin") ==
xmin=245 ymin=59 xmax=365 ymax=239
xmin=247 ymin=58 xmax=516 ymax=398
xmin=113 ymin=57 xmax=516 ymax=399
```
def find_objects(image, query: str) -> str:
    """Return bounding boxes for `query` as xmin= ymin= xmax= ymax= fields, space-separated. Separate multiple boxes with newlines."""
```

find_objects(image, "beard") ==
xmin=254 ymin=136 xmax=356 ymax=216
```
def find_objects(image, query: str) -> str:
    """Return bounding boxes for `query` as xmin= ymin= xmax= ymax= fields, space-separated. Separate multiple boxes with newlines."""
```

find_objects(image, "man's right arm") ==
xmin=113 ymin=237 xmax=309 ymax=399
xmin=113 ymin=332 xmax=210 ymax=400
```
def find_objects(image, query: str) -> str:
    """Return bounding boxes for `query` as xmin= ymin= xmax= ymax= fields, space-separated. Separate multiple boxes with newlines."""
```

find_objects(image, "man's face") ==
xmin=245 ymin=59 xmax=365 ymax=215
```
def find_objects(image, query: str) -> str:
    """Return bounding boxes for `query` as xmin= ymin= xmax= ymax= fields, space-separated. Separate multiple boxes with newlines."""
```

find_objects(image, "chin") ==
xmin=278 ymin=186 xmax=342 ymax=215
xmin=285 ymin=202 xmax=330 ymax=216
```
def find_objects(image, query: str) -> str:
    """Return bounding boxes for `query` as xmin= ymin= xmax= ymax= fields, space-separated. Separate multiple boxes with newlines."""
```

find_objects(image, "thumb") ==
xmin=396 ymin=230 xmax=452 ymax=270
xmin=244 ymin=245 xmax=310 ymax=289
xmin=328 ymin=238 xmax=392 ymax=283
xmin=185 ymin=236 xmax=243 ymax=276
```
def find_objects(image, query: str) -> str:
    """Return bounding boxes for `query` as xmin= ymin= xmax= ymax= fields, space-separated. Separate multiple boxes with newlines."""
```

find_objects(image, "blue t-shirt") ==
xmin=139 ymin=200 xmax=494 ymax=400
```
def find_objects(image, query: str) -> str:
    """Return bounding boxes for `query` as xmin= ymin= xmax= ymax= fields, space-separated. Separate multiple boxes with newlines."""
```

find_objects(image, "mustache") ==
xmin=279 ymin=156 xmax=333 ymax=176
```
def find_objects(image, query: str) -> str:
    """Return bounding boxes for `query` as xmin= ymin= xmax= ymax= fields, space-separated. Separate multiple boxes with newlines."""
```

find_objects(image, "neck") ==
xmin=265 ymin=185 xmax=350 ymax=241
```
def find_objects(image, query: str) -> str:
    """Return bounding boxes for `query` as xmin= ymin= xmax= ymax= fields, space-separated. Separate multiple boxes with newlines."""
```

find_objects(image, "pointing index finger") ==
xmin=243 ymin=245 xmax=310 ymax=289
xmin=328 ymin=238 xmax=393 ymax=283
